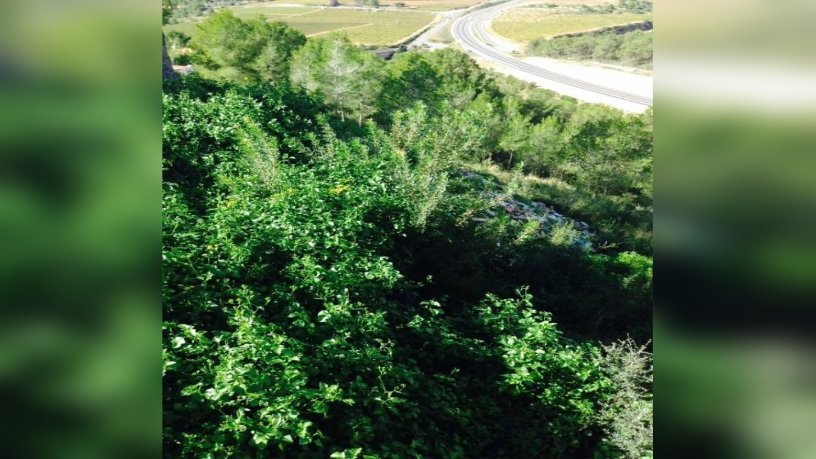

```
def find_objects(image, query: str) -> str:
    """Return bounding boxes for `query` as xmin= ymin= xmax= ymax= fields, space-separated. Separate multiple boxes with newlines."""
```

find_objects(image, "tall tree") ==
xmin=424 ymin=48 xmax=493 ymax=108
xmin=558 ymin=106 xmax=652 ymax=196
xmin=290 ymin=35 xmax=385 ymax=124
xmin=190 ymin=10 xmax=306 ymax=83
xmin=378 ymin=52 xmax=441 ymax=120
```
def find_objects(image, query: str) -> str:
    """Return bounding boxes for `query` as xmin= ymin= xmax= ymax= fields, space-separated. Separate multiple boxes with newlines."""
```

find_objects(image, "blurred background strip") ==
xmin=0 ymin=1 xmax=160 ymax=458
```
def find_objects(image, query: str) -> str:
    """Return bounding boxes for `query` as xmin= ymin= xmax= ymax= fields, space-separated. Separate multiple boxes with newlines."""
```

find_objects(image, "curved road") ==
xmin=452 ymin=0 xmax=653 ymax=109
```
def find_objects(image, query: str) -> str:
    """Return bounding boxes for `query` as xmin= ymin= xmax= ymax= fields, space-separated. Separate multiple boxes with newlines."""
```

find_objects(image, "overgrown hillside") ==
xmin=163 ymin=13 xmax=652 ymax=458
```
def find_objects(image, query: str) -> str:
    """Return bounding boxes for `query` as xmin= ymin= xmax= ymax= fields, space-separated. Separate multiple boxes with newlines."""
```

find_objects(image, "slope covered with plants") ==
xmin=163 ymin=13 xmax=652 ymax=458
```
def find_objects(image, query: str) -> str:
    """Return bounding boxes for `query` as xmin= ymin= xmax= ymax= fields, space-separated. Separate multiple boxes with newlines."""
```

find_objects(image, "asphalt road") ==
xmin=451 ymin=0 xmax=653 ymax=108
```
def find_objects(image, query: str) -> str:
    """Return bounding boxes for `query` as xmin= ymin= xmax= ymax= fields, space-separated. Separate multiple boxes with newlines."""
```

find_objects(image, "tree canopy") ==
xmin=190 ymin=10 xmax=306 ymax=83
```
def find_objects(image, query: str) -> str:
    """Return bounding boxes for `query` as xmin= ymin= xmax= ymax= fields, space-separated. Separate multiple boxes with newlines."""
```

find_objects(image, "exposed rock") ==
xmin=173 ymin=65 xmax=195 ymax=76
xmin=459 ymin=170 xmax=593 ymax=250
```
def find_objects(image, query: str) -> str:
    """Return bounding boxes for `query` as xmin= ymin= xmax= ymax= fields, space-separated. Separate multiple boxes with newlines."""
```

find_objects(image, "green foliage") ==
xmin=185 ymin=35 xmax=652 ymax=254
xmin=391 ymin=103 xmax=488 ymax=167
xmin=597 ymin=338 xmax=653 ymax=458
xmin=164 ymin=33 xmax=653 ymax=458
xmin=529 ymin=30 xmax=653 ymax=69
xmin=190 ymin=10 xmax=306 ymax=83
xmin=378 ymin=52 xmax=443 ymax=118
xmin=477 ymin=292 xmax=612 ymax=436
xmin=163 ymin=75 xmax=652 ymax=456
xmin=173 ymin=53 xmax=192 ymax=65
xmin=291 ymin=35 xmax=386 ymax=124
xmin=163 ymin=0 xmax=177 ymax=25
xmin=388 ymin=102 xmax=492 ymax=226
xmin=617 ymin=0 xmax=653 ymax=14
xmin=423 ymin=48 xmax=498 ymax=108
xmin=167 ymin=30 xmax=191 ymax=49
xmin=558 ymin=105 xmax=653 ymax=196
xmin=549 ymin=220 xmax=582 ymax=247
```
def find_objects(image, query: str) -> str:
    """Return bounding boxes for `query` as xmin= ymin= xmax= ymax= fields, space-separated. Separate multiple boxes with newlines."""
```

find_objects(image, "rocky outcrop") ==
xmin=173 ymin=65 xmax=195 ymax=76
xmin=460 ymin=170 xmax=593 ymax=250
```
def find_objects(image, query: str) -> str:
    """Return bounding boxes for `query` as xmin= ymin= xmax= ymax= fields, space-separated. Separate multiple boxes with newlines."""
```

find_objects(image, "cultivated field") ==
xmin=380 ymin=0 xmax=485 ymax=12
xmin=230 ymin=6 xmax=321 ymax=18
xmin=286 ymin=9 xmax=435 ymax=43
xmin=491 ymin=8 xmax=649 ymax=42
xmin=519 ymin=0 xmax=610 ymax=5
xmin=166 ymin=6 xmax=436 ymax=46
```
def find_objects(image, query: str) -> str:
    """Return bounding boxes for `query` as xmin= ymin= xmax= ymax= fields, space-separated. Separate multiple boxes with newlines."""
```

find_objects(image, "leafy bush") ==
xmin=597 ymin=338 xmax=653 ymax=458
xmin=163 ymin=77 xmax=651 ymax=457
xmin=167 ymin=30 xmax=191 ymax=49
xmin=164 ymin=32 xmax=653 ymax=456
xmin=189 ymin=10 xmax=306 ymax=83
xmin=549 ymin=221 xmax=582 ymax=247
xmin=173 ymin=53 xmax=192 ymax=65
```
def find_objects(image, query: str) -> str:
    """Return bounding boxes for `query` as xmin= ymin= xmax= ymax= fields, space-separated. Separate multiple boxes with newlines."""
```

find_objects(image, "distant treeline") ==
xmin=166 ymin=0 xmax=249 ymax=22
xmin=527 ymin=0 xmax=652 ymax=14
xmin=528 ymin=29 xmax=653 ymax=69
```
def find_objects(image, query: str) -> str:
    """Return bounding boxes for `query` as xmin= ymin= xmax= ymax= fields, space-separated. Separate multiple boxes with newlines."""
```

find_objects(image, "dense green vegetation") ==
xmin=189 ymin=10 xmax=307 ymax=83
xmin=163 ymin=12 xmax=652 ymax=458
xmin=528 ymin=29 xmax=653 ymax=69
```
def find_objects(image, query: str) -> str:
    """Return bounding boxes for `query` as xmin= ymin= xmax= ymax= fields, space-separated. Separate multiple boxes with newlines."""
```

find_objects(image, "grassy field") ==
xmin=491 ymin=9 xmax=649 ymax=42
xmin=166 ymin=6 xmax=435 ymax=46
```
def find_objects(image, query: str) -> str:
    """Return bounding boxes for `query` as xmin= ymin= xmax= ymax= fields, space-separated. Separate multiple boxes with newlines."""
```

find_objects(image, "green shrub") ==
xmin=189 ymin=10 xmax=307 ymax=83
xmin=163 ymin=41 xmax=653 ymax=456
xmin=597 ymin=338 xmax=653 ymax=458
xmin=549 ymin=221 xmax=582 ymax=247
xmin=173 ymin=53 xmax=192 ymax=65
